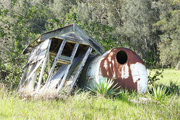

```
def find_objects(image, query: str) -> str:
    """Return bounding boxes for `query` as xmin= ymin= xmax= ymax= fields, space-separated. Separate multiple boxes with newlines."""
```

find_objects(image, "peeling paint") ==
xmin=78 ymin=47 xmax=148 ymax=94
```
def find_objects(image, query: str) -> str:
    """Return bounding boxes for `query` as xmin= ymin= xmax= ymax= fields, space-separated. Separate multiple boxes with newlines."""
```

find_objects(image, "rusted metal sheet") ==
xmin=78 ymin=47 xmax=148 ymax=93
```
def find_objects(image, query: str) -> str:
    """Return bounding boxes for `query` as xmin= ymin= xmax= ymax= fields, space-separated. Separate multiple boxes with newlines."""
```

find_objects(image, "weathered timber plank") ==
xmin=29 ymin=50 xmax=46 ymax=64
xmin=50 ymin=65 xmax=67 ymax=82
xmin=74 ymin=24 xmax=103 ymax=55
xmin=68 ymin=47 xmax=92 ymax=94
xmin=57 ymin=43 xmax=79 ymax=93
xmin=22 ymin=59 xmax=44 ymax=87
xmin=45 ymin=40 xmax=66 ymax=84
xmin=17 ymin=65 xmax=29 ymax=90
xmin=40 ymin=25 xmax=73 ymax=41
xmin=48 ymin=53 xmax=50 ymax=73
xmin=36 ymin=39 xmax=52 ymax=92
xmin=66 ymin=52 xmax=85 ymax=80
xmin=20 ymin=63 xmax=36 ymax=88
xmin=59 ymin=55 xmax=71 ymax=61
xmin=55 ymin=33 xmax=88 ymax=45
xmin=57 ymin=60 xmax=71 ymax=64
xmin=28 ymin=65 xmax=38 ymax=91
xmin=46 ymin=52 xmax=84 ymax=90
xmin=28 ymin=39 xmax=49 ymax=64
xmin=57 ymin=55 xmax=71 ymax=64
xmin=45 ymin=65 xmax=68 ymax=89
xmin=49 ymin=52 xmax=57 ymax=56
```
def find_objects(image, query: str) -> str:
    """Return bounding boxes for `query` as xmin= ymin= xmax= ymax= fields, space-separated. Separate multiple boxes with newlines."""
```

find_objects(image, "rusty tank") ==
xmin=78 ymin=47 xmax=148 ymax=93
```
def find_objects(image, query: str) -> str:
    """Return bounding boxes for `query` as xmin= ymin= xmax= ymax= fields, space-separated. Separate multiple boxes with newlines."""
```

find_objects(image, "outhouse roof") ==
xmin=23 ymin=23 xmax=103 ymax=55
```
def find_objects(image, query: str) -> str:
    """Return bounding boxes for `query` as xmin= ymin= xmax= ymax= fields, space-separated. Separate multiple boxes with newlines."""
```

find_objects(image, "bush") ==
xmin=148 ymin=69 xmax=164 ymax=85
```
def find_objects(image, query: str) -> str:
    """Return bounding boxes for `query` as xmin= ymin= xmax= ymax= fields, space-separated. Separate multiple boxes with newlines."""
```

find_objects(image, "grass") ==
xmin=0 ymin=69 xmax=180 ymax=120
xmin=1 ymin=91 xmax=179 ymax=120
xmin=148 ymin=69 xmax=180 ymax=86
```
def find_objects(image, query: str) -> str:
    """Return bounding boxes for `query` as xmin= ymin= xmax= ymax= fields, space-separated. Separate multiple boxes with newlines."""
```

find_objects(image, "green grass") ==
xmin=0 ymin=92 xmax=179 ymax=120
xmin=0 ymin=69 xmax=180 ymax=120
xmin=148 ymin=69 xmax=180 ymax=86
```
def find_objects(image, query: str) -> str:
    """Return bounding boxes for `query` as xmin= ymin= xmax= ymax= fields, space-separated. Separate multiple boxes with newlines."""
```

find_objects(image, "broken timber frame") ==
xmin=19 ymin=23 xmax=103 ymax=96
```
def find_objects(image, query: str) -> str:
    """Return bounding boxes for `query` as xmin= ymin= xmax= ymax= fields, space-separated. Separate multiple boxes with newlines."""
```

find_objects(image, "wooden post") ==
xmin=48 ymin=53 xmax=50 ymax=73
xmin=73 ymin=22 xmax=76 ymax=31
xmin=45 ymin=40 xmax=66 ymax=84
xmin=28 ymin=65 xmax=38 ymax=91
xmin=21 ymin=59 xmax=44 ymax=86
xmin=36 ymin=39 xmax=52 ymax=92
xmin=17 ymin=65 xmax=29 ymax=90
xmin=20 ymin=63 xmax=35 ymax=88
xmin=18 ymin=47 xmax=36 ymax=90
xmin=46 ymin=64 xmax=68 ymax=89
xmin=68 ymin=47 xmax=92 ymax=94
xmin=66 ymin=52 xmax=85 ymax=80
xmin=57 ymin=43 xmax=79 ymax=93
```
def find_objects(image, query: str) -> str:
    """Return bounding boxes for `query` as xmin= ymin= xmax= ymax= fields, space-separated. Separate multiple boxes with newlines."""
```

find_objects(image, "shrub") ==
xmin=148 ymin=69 xmax=164 ymax=85
xmin=166 ymin=81 xmax=179 ymax=95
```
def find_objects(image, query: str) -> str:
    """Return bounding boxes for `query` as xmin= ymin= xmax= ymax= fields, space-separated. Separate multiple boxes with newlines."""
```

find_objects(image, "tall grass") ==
xmin=0 ymin=69 xmax=180 ymax=119
xmin=0 ymin=88 xmax=180 ymax=119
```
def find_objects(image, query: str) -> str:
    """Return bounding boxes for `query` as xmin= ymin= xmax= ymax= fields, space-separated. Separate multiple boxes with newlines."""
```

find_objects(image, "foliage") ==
xmin=120 ymin=0 xmax=160 ymax=61
xmin=88 ymin=78 xmax=120 ymax=97
xmin=148 ymin=69 xmax=180 ymax=85
xmin=153 ymin=0 xmax=180 ymax=67
xmin=0 ymin=0 xmax=180 ymax=89
xmin=148 ymin=69 xmax=164 ymax=85
xmin=0 ymin=0 xmax=52 ymax=89
xmin=148 ymin=82 xmax=180 ymax=97
xmin=164 ymin=81 xmax=180 ymax=96
xmin=149 ymin=85 xmax=168 ymax=101
xmin=65 ymin=3 xmax=118 ymax=51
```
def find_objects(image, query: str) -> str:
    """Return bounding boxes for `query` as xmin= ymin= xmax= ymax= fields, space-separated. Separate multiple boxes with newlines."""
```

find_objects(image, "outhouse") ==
xmin=19 ymin=23 xmax=103 ymax=96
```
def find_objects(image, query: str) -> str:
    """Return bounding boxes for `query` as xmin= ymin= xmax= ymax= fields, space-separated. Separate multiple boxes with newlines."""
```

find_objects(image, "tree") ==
xmin=64 ymin=1 xmax=121 ymax=51
xmin=119 ymin=0 xmax=160 ymax=64
xmin=0 ymin=0 xmax=50 ymax=88
xmin=153 ymin=0 xmax=180 ymax=68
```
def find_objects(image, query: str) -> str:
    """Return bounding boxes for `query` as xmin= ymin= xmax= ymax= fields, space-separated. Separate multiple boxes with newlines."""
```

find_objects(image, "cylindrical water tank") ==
xmin=78 ymin=47 xmax=148 ymax=93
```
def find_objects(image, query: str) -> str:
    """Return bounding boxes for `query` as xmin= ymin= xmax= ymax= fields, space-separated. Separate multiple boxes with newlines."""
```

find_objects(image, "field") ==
xmin=153 ymin=69 xmax=180 ymax=86
xmin=0 ymin=69 xmax=180 ymax=120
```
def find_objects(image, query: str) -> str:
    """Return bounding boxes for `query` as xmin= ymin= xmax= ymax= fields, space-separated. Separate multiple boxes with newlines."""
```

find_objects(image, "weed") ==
xmin=88 ymin=78 xmax=120 ymax=97
xmin=168 ymin=81 xmax=179 ymax=95
xmin=149 ymin=85 xmax=168 ymax=101
xmin=0 ymin=83 xmax=8 ymax=98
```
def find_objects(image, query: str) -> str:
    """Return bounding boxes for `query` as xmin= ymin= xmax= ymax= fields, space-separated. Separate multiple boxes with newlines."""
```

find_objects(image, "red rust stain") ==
xmin=99 ymin=47 xmax=145 ymax=92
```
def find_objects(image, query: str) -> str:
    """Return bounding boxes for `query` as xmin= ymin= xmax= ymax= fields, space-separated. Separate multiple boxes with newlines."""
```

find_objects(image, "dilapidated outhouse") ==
xmin=19 ymin=23 xmax=104 ymax=96
xmin=19 ymin=23 xmax=149 ymax=97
